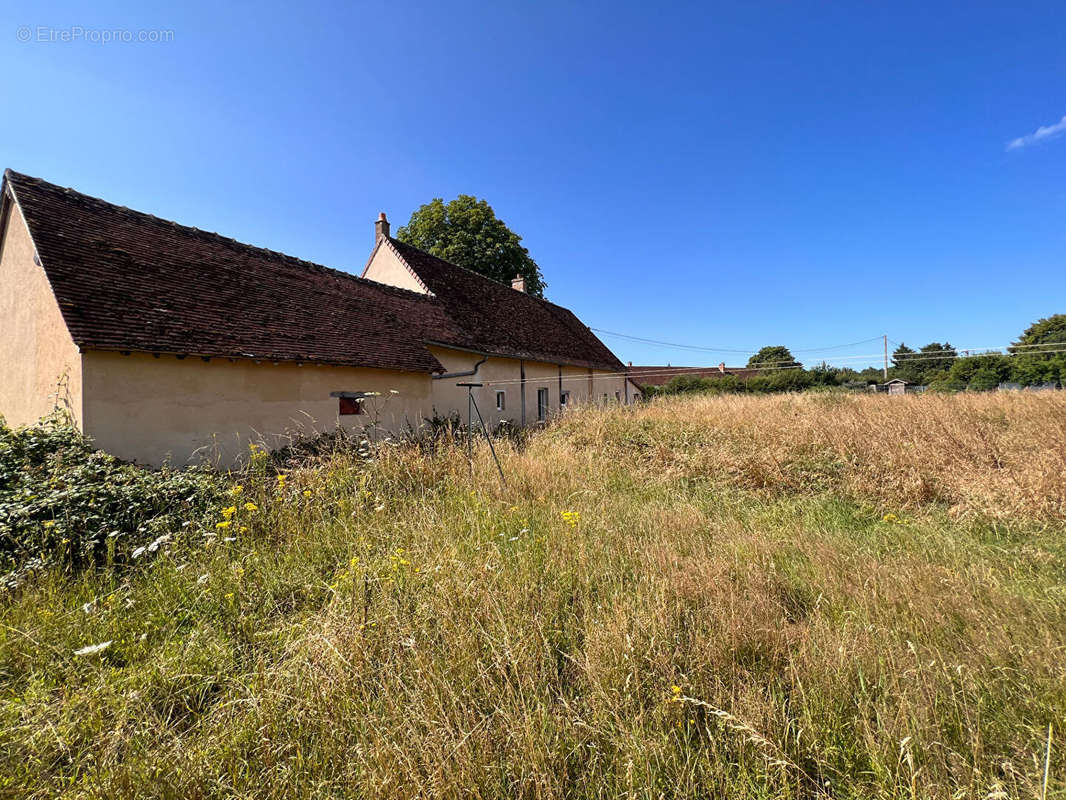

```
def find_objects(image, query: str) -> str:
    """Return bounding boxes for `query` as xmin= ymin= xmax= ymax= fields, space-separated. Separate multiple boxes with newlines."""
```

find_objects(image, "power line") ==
xmin=590 ymin=328 xmax=886 ymax=356
xmin=475 ymin=346 xmax=1066 ymax=389
xmin=593 ymin=324 xmax=1066 ymax=368
xmin=588 ymin=329 xmax=761 ymax=355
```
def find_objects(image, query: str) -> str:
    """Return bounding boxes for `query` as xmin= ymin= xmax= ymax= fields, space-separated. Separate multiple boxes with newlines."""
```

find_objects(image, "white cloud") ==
xmin=1006 ymin=115 xmax=1066 ymax=151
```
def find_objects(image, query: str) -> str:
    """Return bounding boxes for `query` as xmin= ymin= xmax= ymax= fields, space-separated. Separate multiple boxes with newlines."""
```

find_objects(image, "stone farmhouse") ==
xmin=0 ymin=170 xmax=635 ymax=466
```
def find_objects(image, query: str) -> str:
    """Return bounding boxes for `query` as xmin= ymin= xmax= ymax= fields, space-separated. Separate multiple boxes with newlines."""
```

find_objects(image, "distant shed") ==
xmin=885 ymin=379 xmax=908 ymax=396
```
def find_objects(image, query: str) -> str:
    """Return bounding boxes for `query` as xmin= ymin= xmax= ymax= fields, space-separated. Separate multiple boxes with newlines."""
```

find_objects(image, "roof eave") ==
xmin=75 ymin=345 xmax=443 ymax=375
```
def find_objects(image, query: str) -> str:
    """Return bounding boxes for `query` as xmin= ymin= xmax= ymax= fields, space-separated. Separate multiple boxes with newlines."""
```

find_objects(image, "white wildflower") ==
xmin=74 ymin=641 xmax=112 ymax=656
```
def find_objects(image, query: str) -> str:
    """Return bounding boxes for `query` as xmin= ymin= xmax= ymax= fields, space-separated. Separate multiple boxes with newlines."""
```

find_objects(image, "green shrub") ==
xmin=0 ymin=413 xmax=224 ymax=582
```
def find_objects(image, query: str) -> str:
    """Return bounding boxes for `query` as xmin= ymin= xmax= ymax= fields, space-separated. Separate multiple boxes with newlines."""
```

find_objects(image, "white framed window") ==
xmin=537 ymin=388 xmax=549 ymax=421
xmin=496 ymin=390 xmax=506 ymax=411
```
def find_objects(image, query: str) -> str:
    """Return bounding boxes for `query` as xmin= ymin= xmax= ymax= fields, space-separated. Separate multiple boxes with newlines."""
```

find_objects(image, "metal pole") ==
xmin=467 ymin=386 xmax=473 ymax=476
xmin=470 ymin=393 xmax=507 ymax=486
xmin=883 ymin=335 xmax=889 ymax=381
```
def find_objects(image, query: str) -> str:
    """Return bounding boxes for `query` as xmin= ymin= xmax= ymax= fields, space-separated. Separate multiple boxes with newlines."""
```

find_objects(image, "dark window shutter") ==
xmin=339 ymin=397 xmax=362 ymax=415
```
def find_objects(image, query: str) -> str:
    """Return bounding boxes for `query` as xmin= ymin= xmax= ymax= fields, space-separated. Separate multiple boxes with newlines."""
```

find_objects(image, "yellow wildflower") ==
xmin=222 ymin=505 xmax=237 ymax=518
xmin=243 ymin=502 xmax=258 ymax=513
xmin=216 ymin=520 xmax=232 ymax=530
xmin=276 ymin=474 xmax=287 ymax=488
xmin=561 ymin=510 xmax=581 ymax=528
xmin=42 ymin=520 xmax=56 ymax=529
xmin=230 ymin=485 xmax=244 ymax=496
xmin=303 ymin=490 xmax=312 ymax=498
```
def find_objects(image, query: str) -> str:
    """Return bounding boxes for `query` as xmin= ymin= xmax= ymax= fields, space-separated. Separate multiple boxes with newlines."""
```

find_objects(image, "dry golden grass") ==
xmin=1 ymin=391 xmax=1064 ymax=798
xmin=543 ymin=390 xmax=1066 ymax=522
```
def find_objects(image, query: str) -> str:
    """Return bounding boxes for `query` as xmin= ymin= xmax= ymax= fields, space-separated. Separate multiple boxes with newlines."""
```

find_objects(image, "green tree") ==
xmin=948 ymin=353 xmax=1011 ymax=386
xmin=397 ymin=196 xmax=546 ymax=297
xmin=891 ymin=343 xmax=920 ymax=383
xmin=967 ymin=367 xmax=1002 ymax=392
xmin=1008 ymin=314 xmax=1066 ymax=386
xmin=916 ymin=342 xmax=957 ymax=383
xmin=746 ymin=346 xmax=800 ymax=369
xmin=892 ymin=342 xmax=957 ymax=384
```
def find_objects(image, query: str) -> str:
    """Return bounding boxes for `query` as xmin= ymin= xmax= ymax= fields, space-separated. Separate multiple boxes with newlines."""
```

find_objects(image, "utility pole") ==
xmin=883 ymin=335 xmax=889 ymax=381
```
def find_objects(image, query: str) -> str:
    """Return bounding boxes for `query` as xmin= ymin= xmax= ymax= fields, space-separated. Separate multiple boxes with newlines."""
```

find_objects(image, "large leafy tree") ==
xmin=948 ymin=353 xmax=1011 ymax=386
xmin=1008 ymin=314 xmax=1066 ymax=386
xmin=891 ymin=343 xmax=919 ymax=382
xmin=746 ymin=346 xmax=800 ymax=369
xmin=917 ymin=342 xmax=957 ymax=380
xmin=397 ymin=196 xmax=546 ymax=298
xmin=893 ymin=342 xmax=957 ymax=384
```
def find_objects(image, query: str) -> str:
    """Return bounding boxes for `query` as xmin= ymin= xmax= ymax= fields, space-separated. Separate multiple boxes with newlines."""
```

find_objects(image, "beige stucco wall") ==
xmin=427 ymin=346 xmax=631 ymax=429
xmin=0 ymin=200 xmax=83 ymax=427
xmin=361 ymin=240 xmax=427 ymax=293
xmin=80 ymin=351 xmax=435 ymax=467
xmin=79 ymin=348 xmax=630 ymax=467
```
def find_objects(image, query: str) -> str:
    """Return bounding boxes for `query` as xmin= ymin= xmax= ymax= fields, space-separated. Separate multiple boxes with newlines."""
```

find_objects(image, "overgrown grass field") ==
xmin=2 ymin=392 xmax=1065 ymax=798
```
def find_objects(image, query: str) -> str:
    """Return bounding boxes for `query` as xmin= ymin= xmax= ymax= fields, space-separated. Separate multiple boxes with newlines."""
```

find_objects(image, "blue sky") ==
xmin=2 ymin=1 xmax=1064 ymax=368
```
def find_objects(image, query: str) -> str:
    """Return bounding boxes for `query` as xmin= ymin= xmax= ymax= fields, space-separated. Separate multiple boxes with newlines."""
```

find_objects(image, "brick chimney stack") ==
xmin=511 ymin=274 xmax=526 ymax=293
xmin=374 ymin=212 xmax=390 ymax=242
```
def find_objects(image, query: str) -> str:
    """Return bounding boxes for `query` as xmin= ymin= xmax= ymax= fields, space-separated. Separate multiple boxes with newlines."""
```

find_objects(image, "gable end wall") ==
xmin=0 ymin=198 xmax=83 ymax=427
xmin=362 ymin=240 xmax=428 ymax=293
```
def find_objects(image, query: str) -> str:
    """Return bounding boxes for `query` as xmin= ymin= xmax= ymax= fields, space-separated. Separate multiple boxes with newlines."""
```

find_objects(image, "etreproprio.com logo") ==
xmin=16 ymin=26 xmax=174 ymax=44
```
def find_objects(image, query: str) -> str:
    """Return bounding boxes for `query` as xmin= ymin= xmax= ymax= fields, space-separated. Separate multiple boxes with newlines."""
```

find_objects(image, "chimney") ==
xmin=374 ymin=212 xmax=390 ymax=242
xmin=511 ymin=274 xmax=526 ymax=293
xmin=718 ymin=362 xmax=726 ymax=374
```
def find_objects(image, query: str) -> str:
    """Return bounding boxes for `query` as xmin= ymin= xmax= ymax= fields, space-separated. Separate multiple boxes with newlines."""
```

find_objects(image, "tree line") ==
xmin=646 ymin=314 xmax=1066 ymax=396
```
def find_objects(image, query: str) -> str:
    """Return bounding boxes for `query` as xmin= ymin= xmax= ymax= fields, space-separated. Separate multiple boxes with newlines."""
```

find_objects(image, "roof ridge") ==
xmin=387 ymin=236 xmax=563 ymax=308
xmin=4 ymin=169 xmax=432 ymax=298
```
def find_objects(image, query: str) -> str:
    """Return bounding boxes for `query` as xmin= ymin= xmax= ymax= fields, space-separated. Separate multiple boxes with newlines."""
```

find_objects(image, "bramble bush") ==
xmin=0 ymin=413 xmax=224 ymax=584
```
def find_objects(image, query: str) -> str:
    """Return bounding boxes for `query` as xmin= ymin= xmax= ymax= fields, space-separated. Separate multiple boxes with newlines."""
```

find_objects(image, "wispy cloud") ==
xmin=1006 ymin=115 xmax=1066 ymax=151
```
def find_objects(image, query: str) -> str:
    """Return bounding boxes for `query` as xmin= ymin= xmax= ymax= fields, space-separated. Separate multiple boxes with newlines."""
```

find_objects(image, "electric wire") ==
xmin=475 ymin=346 xmax=1066 ymax=389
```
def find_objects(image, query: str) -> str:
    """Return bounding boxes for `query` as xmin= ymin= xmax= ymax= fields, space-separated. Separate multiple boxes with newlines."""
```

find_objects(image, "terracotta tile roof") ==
xmin=3 ymin=170 xmax=622 ymax=373
xmin=628 ymin=365 xmax=765 ymax=387
xmin=386 ymin=238 xmax=623 ymax=371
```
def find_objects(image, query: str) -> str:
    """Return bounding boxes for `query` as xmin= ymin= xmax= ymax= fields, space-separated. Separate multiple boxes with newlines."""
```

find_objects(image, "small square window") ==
xmin=496 ymin=390 xmax=506 ymax=411
xmin=339 ymin=397 xmax=363 ymax=415
xmin=537 ymin=388 xmax=549 ymax=421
